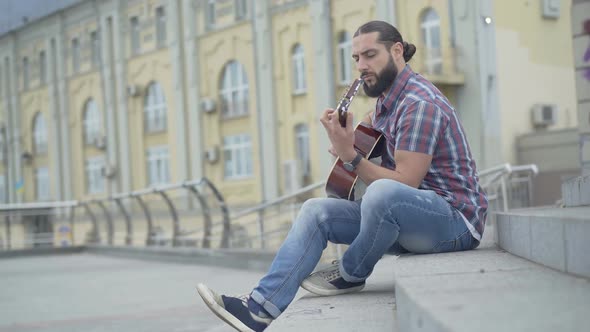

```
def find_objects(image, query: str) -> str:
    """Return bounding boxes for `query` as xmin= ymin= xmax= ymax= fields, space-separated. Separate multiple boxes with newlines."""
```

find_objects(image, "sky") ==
xmin=0 ymin=0 xmax=83 ymax=35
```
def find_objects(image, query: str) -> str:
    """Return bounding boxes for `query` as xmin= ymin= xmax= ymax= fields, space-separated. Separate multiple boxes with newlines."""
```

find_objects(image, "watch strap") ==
xmin=347 ymin=152 xmax=363 ymax=169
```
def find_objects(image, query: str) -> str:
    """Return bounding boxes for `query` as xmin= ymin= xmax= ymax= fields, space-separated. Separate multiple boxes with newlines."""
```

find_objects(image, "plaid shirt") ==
xmin=371 ymin=65 xmax=488 ymax=240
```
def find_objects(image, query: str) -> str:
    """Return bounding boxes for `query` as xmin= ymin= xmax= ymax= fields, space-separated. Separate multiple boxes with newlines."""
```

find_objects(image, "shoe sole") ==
xmin=196 ymin=283 xmax=254 ymax=332
xmin=300 ymin=279 xmax=365 ymax=296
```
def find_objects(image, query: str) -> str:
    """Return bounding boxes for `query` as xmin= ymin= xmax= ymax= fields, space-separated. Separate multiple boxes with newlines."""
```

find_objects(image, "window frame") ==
xmin=144 ymin=82 xmax=167 ymax=133
xmin=130 ymin=16 xmax=140 ymax=55
xmin=146 ymin=145 xmax=170 ymax=186
xmin=156 ymin=6 xmax=167 ymax=48
xmin=223 ymin=134 xmax=253 ymax=180
xmin=35 ymin=167 xmax=50 ymax=201
xmin=420 ymin=8 xmax=443 ymax=74
xmin=295 ymin=123 xmax=310 ymax=177
xmin=85 ymin=156 xmax=105 ymax=194
xmin=83 ymin=99 xmax=102 ymax=145
xmin=292 ymin=44 xmax=307 ymax=95
xmin=72 ymin=38 xmax=80 ymax=73
xmin=219 ymin=61 xmax=249 ymax=118
xmin=338 ymin=31 xmax=352 ymax=85
xmin=32 ymin=113 xmax=48 ymax=155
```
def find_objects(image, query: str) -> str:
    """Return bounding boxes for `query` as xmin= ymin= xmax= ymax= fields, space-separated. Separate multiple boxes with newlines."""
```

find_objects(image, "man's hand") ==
xmin=320 ymin=109 xmax=357 ymax=162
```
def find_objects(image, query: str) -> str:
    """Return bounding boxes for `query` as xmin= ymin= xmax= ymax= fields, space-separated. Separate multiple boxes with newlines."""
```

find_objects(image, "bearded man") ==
xmin=196 ymin=20 xmax=488 ymax=332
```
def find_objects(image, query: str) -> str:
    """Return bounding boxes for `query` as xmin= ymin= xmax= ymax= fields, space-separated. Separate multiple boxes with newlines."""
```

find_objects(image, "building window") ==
xmin=83 ymin=99 xmax=102 ymax=145
xmin=39 ymin=51 xmax=46 ymax=84
xmin=144 ymin=82 xmax=167 ymax=133
xmin=220 ymin=61 xmax=249 ymax=117
xmin=147 ymin=146 xmax=170 ymax=186
xmin=72 ymin=38 xmax=80 ymax=73
xmin=35 ymin=167 xmax=50 ymax=201
xmin=33 ymin=113 xmax=47 ymax=155
xmin=292 ymin=44 xmax=306 ymax=94
xmin=338 ymin=31 xmax=352 ymax=84
xmin=91 ymin=31 xmax=100 ymax=68
xmin=86 ymin=156 xmax=105 ymax=194
xmin=130 ymin=16 xmax=140 ymax=55
xmin=223 ymin=134 xmax=252 ymax=179
xmin=420 ymin=8 xmax=442 ymax=74
xmin=22 ymin=57 xmax=29 ymax=90
xmin=295 ymin=124 xmax=310 ymax=177
xmin=156 ymin=6 xmax=167 ymax=48
xmin=207 ymin=0 xmax=216 ymax=27
xmin=235 ymin=0 xmax=247 ymax=19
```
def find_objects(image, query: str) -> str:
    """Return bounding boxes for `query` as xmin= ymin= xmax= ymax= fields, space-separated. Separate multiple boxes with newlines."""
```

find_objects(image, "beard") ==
xmin=362 ymin=56 xmax=398 ymax=98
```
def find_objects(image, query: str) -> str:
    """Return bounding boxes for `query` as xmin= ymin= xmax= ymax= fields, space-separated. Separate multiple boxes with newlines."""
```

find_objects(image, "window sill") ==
xmin=222 ymin=113 xmax=249 ymax=121
xmin=292 ymin=90 xmax=307 ymax=97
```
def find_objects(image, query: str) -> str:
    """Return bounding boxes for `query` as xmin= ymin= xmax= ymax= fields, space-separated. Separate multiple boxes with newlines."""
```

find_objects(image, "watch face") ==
xmin=343 ymin=163 xmax=354 ymax=172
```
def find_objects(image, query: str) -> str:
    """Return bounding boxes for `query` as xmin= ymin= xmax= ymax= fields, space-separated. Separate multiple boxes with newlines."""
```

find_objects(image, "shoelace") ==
xmin=319 ymin=260 xmax=341 ymax=282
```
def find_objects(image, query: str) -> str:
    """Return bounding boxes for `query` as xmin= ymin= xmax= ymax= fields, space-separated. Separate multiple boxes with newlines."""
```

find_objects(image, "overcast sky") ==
xmin=0 ymin=0 xmax=83 ymax=35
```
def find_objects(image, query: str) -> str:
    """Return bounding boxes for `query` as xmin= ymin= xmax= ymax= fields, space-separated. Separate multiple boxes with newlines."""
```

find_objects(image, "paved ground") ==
xmin=0 ymin=253 xmax=267 ymax=332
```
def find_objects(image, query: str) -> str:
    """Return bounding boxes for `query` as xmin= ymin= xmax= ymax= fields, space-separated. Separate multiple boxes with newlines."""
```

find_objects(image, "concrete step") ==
xmin=394 ymin=244 xmax=590 ymax=332
xmin=268 ymin=255 xmax=398 ymax=332
xmin=495 ymin=206 xmax=590 ymax=278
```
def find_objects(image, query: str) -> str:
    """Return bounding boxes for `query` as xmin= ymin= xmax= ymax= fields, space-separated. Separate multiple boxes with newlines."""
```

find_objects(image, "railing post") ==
xmin=4 ymin=215 xmax=11 ymax=250
xmin=69 ymin=205 xmax=76 ymax=246
xmin=156 ymin=190 xmax=180 ymax=247
xmin=95 ymin=201 xmax=114 ymax=245
xmin=500 ymin=176 xmax=509 ymax=212
xmin=113 ymin=198 xmax=133 ymax=245
xmin=82 ymin=203 xmax=100 ymax=244
xmin=133 ymin=195 xmax=154 ymax=246
xmin=201 ymin=178 xmax=230 ymax=248
xmin=258 ymin=209 xmax=265 ymax=249
xmin=184 ymin=184 xmax=212 ymax=248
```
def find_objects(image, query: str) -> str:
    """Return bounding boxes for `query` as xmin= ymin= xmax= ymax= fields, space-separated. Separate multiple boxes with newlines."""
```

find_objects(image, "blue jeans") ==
xmin=250 ymin=179 xmax=479 ymax=318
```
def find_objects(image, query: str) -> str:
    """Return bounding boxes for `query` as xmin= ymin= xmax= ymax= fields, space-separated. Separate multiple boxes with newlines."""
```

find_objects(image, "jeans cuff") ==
xmin=339 ymin=263 xmax=367 ymax=283
xmin=251 ymin=290 xmax=282 ymax=319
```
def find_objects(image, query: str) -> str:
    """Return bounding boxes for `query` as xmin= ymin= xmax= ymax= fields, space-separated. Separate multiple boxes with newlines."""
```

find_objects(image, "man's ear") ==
xmin=390 ymin=42 xmax=403 ymax=61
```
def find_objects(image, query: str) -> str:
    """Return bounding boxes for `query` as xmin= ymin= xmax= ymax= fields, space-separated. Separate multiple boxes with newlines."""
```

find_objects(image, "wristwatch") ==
xmin=342 ymin=152 xmax=363 ymax=172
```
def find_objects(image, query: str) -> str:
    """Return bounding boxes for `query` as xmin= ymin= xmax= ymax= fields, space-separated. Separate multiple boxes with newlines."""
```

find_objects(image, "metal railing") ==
xmin=0 ymin=164 xmax=538 ymax=251
xmin=0 ymin=178 xmax=230 ymax=250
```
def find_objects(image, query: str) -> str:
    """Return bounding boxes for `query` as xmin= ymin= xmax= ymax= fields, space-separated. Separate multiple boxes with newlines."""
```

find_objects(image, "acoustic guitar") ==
xmin=325 ymin=78 xmax=385 ymax=200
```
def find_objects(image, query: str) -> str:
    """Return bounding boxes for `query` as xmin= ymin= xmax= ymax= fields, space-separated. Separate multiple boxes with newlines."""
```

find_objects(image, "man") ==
xmin=197 ymin=20 xmax=488 ymax=332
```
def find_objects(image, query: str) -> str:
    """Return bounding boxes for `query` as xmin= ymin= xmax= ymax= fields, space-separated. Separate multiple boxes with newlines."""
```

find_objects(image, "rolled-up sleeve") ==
xmin=394 ymin=100 xmax=447 ymax=155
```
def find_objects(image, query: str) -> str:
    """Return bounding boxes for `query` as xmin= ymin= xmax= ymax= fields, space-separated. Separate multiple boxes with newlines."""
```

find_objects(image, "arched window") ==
xmin=32 ymin=112 xmax=47 ymax=154
xmin=295 ymin=124 xmax=310 ymax=177
xmin=420 ymin=8 xmax=442 ymax=74
xmin=220 ymin=61 xmax=249 ymax=117
xmin=144 ymin=82 xmax=167 ymax=133
xmin=83 ymin=99 xmax=102 ymax=144
xmin=292 ymin=44 xmax=306 ymax=94
xmin=338 ymin=31 xmax=352 ymax=84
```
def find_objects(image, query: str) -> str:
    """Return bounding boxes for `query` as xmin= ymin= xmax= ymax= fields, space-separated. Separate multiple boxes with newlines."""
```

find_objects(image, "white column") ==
xmin=182 ymin=0 xmax=204 ymax=181
xmin=252 ymin=0 xmax=279 ymax=200
xmin=55 ymin=15 xmax=73 ymax=200
xmin=7 ymin=36 xmax=23 ymax=203
xmin=1 ymin=56 xmax=15 ymax=203
xmin=113 ymin=0 xmax=131 ymax=194
xmin=46 ymin=37 xmax=64 ymax=200
xmin=169 ymin=0 xmax=189 ymax=183
xmin=310 ymin=0 xmax=336 ymax=178
xmin=99 ymin=5 xmax=121 ymax=195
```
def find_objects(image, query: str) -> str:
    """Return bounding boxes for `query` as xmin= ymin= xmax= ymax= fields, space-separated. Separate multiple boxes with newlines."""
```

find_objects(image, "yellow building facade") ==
xmin=0 ymin=0 xmax=578 ymax=224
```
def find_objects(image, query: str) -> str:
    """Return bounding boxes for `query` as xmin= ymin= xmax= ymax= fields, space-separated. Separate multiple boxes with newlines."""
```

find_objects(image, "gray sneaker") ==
xmin=301 ymin=261 xmax=366 ymax=296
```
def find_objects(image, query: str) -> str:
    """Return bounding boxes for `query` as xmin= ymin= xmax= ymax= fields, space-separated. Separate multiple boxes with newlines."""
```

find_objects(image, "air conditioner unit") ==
xmin=201 ymin=98 xmax=217 ymax=113
xmin=101 ymin=163 xmax=117 ymax=178
xmin=93 ymin=136 xmax=107 ymax=150
xmin=282 ymin=160 xmax=302 ymax=194
xmin=127 ymin=84 xmax=141 ymax=97
xmin=531 ymin=103 xmax=557 ymax=128
xmin=204 ymin=146 xmax=219 ymax=163
xmin=542 ymin=0 xmax=560 ymax=19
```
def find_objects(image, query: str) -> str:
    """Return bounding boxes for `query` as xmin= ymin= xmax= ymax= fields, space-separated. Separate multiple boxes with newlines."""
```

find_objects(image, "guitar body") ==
xmin=325 ymin=122 xmax=384 ymax=200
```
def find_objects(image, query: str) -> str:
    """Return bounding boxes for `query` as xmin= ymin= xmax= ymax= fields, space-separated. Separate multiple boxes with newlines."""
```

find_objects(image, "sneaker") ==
xmin=301 ymin=260 xmax=366 ymax=296
xmin=196 ymin=283 xmax=272 ymax=332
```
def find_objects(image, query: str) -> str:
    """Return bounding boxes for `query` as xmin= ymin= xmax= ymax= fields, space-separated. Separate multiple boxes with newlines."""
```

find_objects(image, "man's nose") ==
xmin=356 ymin=58 xmax=368 ymax=72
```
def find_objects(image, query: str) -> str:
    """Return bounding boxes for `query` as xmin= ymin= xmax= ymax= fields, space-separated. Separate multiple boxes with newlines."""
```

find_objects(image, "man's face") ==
xmin=352 ymin=31 xmax=398 ymax=98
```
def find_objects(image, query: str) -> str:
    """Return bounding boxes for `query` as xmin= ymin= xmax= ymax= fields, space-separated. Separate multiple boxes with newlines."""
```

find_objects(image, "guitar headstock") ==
xmin=336 ymin=78 xmax=364 ymax=128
